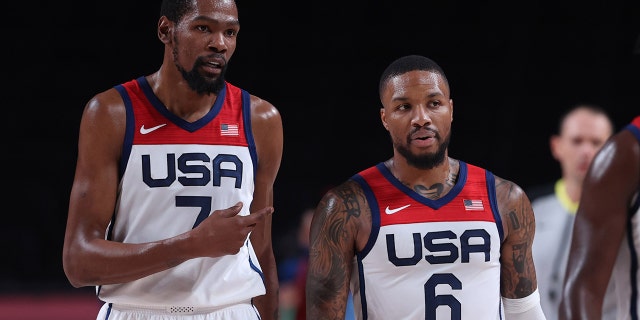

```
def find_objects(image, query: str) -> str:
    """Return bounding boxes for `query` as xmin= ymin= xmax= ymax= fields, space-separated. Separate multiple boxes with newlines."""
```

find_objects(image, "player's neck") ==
xmin=146 ymin=71 xmax=219 ymax=122
xmin=386 ymin=157 xmax=458 ymax=200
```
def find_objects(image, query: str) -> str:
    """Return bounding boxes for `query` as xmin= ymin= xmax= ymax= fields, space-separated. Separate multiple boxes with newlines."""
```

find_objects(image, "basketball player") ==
xmin=559 ymin=115 xmax=640 ymax=320
xmin=305 ymin=55 xmax=546 ymax=319
xmin=62 ymin=0 xmax=283 ymax=319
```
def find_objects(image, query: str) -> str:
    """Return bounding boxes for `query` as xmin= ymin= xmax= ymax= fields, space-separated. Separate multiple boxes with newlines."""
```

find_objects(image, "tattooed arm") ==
xmin=495 ymin=176 xmax=539 ymax=299
xmin=306 ymin=180 xmax=369 ymax=320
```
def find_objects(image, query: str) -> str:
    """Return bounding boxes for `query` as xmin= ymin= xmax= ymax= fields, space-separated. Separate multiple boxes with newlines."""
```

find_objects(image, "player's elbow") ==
xmin=65 ymin=276 xmax=85 ymax=289
xmin=62 ymin=246 xmax=92 ymax=288
xmin=63 ymin=257 xmax=84 ymax=288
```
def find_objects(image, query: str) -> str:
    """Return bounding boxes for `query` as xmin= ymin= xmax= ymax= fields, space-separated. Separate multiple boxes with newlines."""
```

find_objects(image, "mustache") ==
xmin=192 ymin=53 xmax=227 ymax=69
xmin=203 ymin=53 xmax=226 ymax=62
xmin=410 ymin=126 xmax=439 ymax=138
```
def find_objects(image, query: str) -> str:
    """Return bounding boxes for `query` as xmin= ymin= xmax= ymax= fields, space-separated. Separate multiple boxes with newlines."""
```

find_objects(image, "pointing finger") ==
xmin=244 ymin=207 xmax=274 ymax=226
xmin=214 ymin=202 xmax=243 ymax=218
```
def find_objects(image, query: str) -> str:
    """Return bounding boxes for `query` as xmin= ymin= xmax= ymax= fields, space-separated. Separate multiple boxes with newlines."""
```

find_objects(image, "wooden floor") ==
xmin=0 ymin=293 xmax=102 ymax=320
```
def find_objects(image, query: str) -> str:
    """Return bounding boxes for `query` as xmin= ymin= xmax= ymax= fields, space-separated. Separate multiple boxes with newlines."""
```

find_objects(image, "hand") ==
xmin=190 ymin=202 xmax=273 ymax=258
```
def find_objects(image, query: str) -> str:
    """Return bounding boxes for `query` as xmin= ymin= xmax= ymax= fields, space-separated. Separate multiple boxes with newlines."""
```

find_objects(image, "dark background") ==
xmin=4 ymin=0 xmax=639 ymax=294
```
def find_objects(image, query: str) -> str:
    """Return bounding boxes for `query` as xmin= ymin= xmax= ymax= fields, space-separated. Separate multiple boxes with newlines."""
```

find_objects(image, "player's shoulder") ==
xmin=319 ymin=180 xmax=368 ymax=214
xmin=244 ymin=93 xmax=282 ymax=152
xmin=227 ymin=82 xmax=280 ymax=118
xmin=250 ymin=94 xmax=279 ymax=116
xmin=615 ymin=125 xmax=640 ymax=153
xmin=488 ymin=173 xmax=532 ymax=217
xmin=315 ymin=179 xmax=371 ymax=236
xmin=242 ymin=90 xmax=281 ymax=129
xmin=457 ymin=160 xmax=529 ymax=203
xmin=323 ymin=179 xmax=365 ymax=201
xmin=226 ymin=82 xmax=283 ymax=137
xmin=593 ymin=128 xmax=640 ymax=184
xmin=83 ymin=86 xmax=126 ymax=121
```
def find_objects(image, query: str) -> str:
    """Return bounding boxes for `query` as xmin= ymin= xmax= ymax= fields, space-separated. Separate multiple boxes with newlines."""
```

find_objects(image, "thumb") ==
xmin=214 ymin=202 xmax=243 ymax=218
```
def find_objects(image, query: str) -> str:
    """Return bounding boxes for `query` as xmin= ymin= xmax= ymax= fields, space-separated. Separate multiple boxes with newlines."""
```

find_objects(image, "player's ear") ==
xmin=380 ymin=107 xmax=389 ymax=131
xmin=158 ymin=16 xmax=172 ymax=44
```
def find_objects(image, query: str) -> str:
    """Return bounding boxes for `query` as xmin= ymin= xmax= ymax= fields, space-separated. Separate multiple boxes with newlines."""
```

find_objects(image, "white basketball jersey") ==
xmin=350 ymin=162 xmax=504 ymax=320
xmin=97 ymin=77 xmax=265 ymax=308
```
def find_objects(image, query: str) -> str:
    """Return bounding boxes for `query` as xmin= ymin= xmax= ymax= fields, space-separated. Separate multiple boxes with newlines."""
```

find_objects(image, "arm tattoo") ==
xmin=508 ymin=209 xmax=521 ymax=230
xmin=335 ymin=187 xmax=361 ymax=222
xmin=307 ymin=184 xmax=363 ymax=318
xmin=511 ymin=241 xmax=526 ymax=273
xmin=495 ymin=176 xmax=537 ymax=298
xmin=512 ymin=240 xmax=534 ymax=297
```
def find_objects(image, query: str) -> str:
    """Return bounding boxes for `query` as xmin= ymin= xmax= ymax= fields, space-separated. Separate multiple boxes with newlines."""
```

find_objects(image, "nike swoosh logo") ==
xmin=140 ymin=123 xmax=167 ymax=134
xmin=385 ymin=204 xmax=411 ymax=215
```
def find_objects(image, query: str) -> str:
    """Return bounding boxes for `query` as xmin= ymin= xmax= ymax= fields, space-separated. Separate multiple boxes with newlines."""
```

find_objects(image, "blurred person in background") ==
xmin=527 ymin=104 xmax=615 ymax=320
xmin=277 ymin=208 xmax=314 ymax=320
xmin=278 ymin=207 xmax=354 ymax=320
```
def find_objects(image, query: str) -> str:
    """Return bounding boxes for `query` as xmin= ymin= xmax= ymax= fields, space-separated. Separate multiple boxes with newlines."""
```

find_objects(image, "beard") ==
xmin=173 ymin=45 xmax=227 ymax=95
xmin=394 ymin=129 xmax=450 ymax=170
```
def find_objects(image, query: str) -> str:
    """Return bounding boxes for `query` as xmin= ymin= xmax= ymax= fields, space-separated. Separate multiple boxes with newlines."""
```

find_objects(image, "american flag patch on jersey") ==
xmin=463 ymin=199 xmax=484 ymax=211
xmin=220 ymin=123 xmax=239 ymax=136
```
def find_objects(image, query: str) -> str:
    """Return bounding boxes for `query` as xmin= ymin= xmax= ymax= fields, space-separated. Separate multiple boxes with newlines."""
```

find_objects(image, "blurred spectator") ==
xmin=527 ymin=104 xmax=615 ymax=320
xmin=277 ymin=207 xmax=354 ymax=320
xmin=278 ymin=208 xmax=313 ymax=320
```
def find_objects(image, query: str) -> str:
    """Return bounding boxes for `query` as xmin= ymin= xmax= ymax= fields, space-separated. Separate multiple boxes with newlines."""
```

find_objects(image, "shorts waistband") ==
xmin=110 ymin=300 xmax=253 ymax=315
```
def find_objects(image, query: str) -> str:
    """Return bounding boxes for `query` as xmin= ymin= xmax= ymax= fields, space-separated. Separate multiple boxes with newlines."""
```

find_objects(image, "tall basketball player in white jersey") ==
xmin=62 ymin=1 xmax=283 ymax=319
xmin=306 ymin=55 xmax=546 ymax=320
xmin=560 ymin=115 xmax=640 ymax=320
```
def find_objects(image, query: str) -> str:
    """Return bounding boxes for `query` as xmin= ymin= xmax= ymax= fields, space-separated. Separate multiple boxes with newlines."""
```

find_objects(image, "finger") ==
xmin=214 ymin=202 xmax=243 ymax=218
xmin=244 ymin=207 xmax=274 ymax=226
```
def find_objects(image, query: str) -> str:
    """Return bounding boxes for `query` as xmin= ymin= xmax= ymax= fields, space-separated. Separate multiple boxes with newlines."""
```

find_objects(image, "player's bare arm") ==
xmin=306 ymin=180 xmax=370 ymax=319
xmin=560 ymin=130 xmax=640 ymax=319
xmin=494 ymin=176 xmax=538 ymax=299
xmin=248 ymin=95 xmax=283 ymax=320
